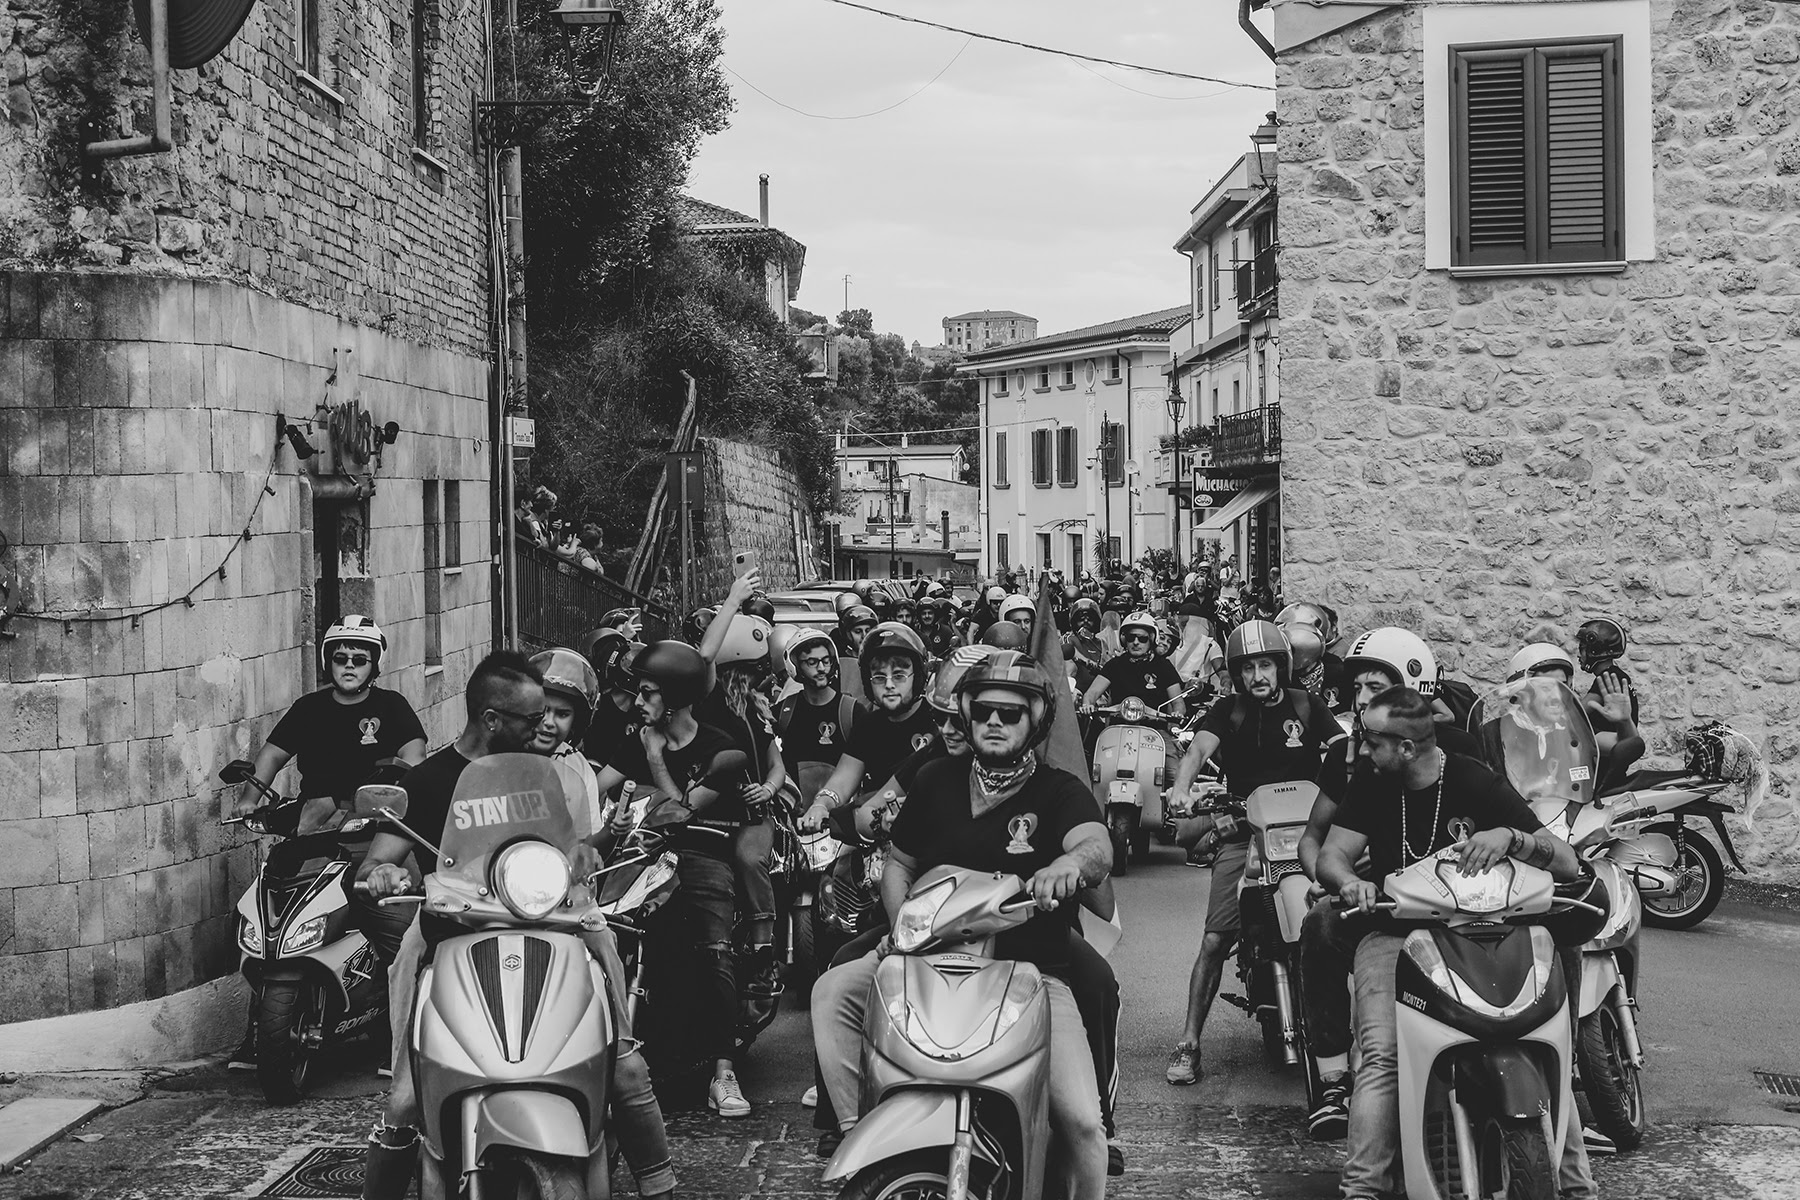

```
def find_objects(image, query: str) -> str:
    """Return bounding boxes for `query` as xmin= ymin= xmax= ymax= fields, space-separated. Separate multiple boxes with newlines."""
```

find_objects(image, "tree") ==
xmin=836 ymin=308 xmax=875 ymax=339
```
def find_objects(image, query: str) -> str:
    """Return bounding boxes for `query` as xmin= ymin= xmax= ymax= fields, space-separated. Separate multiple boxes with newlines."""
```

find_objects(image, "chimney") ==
xmin=759 ymin=174 xmax=770 ymax=226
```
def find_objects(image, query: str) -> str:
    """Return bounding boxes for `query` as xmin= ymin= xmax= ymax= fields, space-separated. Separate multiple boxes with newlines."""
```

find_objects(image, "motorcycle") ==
xmin=1089 ymin=696 xmax=1179 ymax=874
xmin=218 ymin=760 xmax=393 ymax=1105
xmin=1473 ymin=677 xmax=1648 ymax=1150
xmin=1348 ymin=848 xmax=1603 ymax=1200
xmin=823 ymin=866 xmax=1054 ymax=1200
xmin=788 ymin=826 xmax=852 ymax=988
xmin=373 ymin=754 xmax=617 ymax=1200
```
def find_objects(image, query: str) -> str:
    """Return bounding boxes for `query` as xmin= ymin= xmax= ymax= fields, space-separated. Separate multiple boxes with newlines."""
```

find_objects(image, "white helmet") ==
xmin=1507 ymin=642 xmax=1575 ymax=683
xmin=998 ymin=594 xmax=1035 ymax=624
xmin=1343 ymin=627 xmax=1438 ymax=697
xmin=716 ymin=614 xmax=774 ymax=668
xmin=320 ymin=616 xmax=386 ymax=688
xmin=1119 ymin=610 xmax=1158 ymax=641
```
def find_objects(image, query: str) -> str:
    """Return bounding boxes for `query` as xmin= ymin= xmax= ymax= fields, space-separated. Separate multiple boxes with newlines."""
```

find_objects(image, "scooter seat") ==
xmin=1595 ymin=767 xmax=1697 ymax=799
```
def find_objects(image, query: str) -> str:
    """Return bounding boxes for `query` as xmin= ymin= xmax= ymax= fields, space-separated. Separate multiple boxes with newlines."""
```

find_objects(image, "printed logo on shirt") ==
xmin=1446 ymin=817 xmax=1475 ymax=843
xmin=358 ymin=716 xmax=381 ymax=746
xmin=1283 ymin=718 xmax=1305 ymax=748
xmin=819 ymin=722 xmax=837 ymax=745
xmin=911 ymin=732 xmax=935 ymax=751
xmin=1005 ymin=813 xmax=1039 ymax=855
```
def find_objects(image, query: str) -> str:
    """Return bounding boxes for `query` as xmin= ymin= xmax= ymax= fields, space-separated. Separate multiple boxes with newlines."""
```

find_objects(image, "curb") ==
xmin=0 ymin=1096 xmax=107 ymax=1170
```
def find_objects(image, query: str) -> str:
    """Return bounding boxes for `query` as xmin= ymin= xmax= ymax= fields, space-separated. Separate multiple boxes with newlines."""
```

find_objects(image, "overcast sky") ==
xmin=686 ymin=0 xmax=1277 ymax=348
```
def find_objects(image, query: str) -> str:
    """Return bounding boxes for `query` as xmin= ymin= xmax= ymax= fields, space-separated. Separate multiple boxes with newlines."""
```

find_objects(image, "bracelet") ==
xmin=1508 ymin=828 xmax=1528 ymax=857
xmin=815 ymin=788 xmax=842 ymax=810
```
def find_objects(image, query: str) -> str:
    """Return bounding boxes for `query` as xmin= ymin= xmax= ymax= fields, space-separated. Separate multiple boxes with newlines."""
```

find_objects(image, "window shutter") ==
xmin=1459 ymin=54 xmax=1528 ymax=265
xmin=1032 ymin=428 xmax=1051 ymax=486
xmin=994 ymin=432 xmax=1008 ymax=486
xmin=1541 ymin=45 xmax=1618 ymax=262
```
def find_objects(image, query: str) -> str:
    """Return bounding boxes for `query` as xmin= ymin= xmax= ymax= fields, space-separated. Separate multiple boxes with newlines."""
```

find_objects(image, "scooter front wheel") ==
xmin=1107 ymin=809 xmax=1134 ymax=877
xmin=1577 ymin=1008 xmax=1646 ymax=1150
xmin=1476 ymin=1115 xmax=1555 ymax=1200
xmin=839 ymin=1148 xmax=1000 ymax=1200
xmin=255 ymin=979 xmax=324 ymax=1105
xmin=485 ymin=1149 xmax=587 ymax=1200
xmin=1640 ymin=828 xmax=1725 ymax=930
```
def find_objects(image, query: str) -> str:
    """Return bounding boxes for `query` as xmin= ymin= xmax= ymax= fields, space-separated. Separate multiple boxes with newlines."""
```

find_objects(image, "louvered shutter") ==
xmin=1456 ymin=55 xmax=1528 ymax=265
xmin=1540 ymin=44 xmax=1619 ymax=262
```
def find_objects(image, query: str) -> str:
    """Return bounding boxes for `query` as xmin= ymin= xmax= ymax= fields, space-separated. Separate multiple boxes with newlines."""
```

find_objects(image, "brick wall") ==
xmin=693 ymin=438 xmax=821 ymax=601
xmin=0 ymin=272 xmax=490 ymax=1026
xmin=1274 ymin=1 xmax=1800 ymax=880
xmin=0 ymin=0 xmax=487 ymax=355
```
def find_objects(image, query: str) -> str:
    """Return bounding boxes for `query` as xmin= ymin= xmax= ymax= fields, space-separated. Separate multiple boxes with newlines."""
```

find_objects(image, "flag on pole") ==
xmin=1028 ymin=574 xmax=1087 ymax=781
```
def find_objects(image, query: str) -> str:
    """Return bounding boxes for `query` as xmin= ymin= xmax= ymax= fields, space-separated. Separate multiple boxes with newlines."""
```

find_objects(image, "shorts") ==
xmin=1203 ymin=839 xmax=1249 ymax=936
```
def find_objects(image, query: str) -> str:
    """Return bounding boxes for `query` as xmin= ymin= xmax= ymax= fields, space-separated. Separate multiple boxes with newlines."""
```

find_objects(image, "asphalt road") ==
xmin=6 ymin=843 xmax=1800 ymax=1199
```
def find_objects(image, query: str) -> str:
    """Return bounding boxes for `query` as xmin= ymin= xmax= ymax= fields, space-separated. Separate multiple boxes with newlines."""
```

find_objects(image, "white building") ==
xmin=833 ymin=439 xmax=978 ymax=580
xmin=959 ymin=308 xmax=1187 ymax=579
xmin=943 ymin=310 xmax=1039 ymax=354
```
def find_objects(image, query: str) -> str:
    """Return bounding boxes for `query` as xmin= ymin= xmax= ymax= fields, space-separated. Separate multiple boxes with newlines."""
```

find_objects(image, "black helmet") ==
xmin=682 ymin=607 xmax=718 ymax=645
xmin=860 ymin=621 xmax=928 ymax=694
xmin=1576 ymin=617 xmax=1628 ymax=672
xmin=866 ymin=590 xmax=894 ymax=617
xmin=585 ymin=628 xmax=635 ymax=692
xmin=839 ymin=603 xmax=878 ymax=632
xmin=954 ymin=650 xmax=1056 ymax=748
xmin=981 ymin=620 xmax=1029 ymax=651
xmin=742 ymin=593 xmax=777 ymax=623
xmin=1070 ymin=597 xmax=1102 ymax=632
xmin=632 ymin=640 xmax=713 ymax=710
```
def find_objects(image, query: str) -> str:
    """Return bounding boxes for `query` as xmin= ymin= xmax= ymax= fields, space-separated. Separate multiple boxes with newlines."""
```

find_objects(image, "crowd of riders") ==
xmin=232 ymin=553 xmax=1639 ymax=1200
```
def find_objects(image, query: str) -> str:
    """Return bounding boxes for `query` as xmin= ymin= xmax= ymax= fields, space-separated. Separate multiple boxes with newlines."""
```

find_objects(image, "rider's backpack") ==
xmin=1436 ymin=677 xmax=1480 ymax=730
xmin=1225 ymin=687 xmax=1320 ymax=740
xmin=776 ymin=691 xmax=859 ymax=745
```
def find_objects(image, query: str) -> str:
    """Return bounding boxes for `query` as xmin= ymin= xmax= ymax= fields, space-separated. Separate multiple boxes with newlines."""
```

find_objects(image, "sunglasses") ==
xmin=968 ymin=700 xmax=1030 ymax=726
xmin=1123 ymin=634 xmax=1152 ymax=645
xmin=1359 ymin=727 xmax=1410 ymax=747
xmin=330 ymin=653 xmax=373 ymax=668
xmin=935 ymin=712 xmax=963 ymax=729
xmin=489 ymin=705 xmax=547 ymax=726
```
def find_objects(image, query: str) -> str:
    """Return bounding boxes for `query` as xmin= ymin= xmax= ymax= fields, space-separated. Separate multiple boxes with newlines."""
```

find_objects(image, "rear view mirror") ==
xmin=219 ymin=759 xmax=256 ymax=785
xmin=355 ymin=784 xmax=409 ymax=820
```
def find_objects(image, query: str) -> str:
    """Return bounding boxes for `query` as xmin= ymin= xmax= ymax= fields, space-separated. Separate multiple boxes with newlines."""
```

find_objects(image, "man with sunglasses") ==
xmin=1078 ymin=610 xmax=1186 ymax=721
xmin=227 ymin=616 xmax=426 ymax=1072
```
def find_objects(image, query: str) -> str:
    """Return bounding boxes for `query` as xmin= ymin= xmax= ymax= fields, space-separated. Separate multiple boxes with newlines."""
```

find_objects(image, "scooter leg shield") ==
xmin=473 ymin=1089 xmax=593 ymax=1160
xmin=821 ymin=1091 xmax=959 ymax=1184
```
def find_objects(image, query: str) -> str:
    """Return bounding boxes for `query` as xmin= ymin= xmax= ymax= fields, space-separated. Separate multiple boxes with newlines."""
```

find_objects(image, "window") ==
xmin=422 ymin=480 xmax=443 ymax=667
xmin=1038 ymin=533 xmax=1053 ymax=570
xmin=1069 ymin=534 xmax=1083 ymax=579
xmin=1232 ymin=379 xmax=1241 ymax=412
xmin=994 ymin=432 xmax=1009 ymax=487
xmin=1055 ymin=426 xmax=1078 ymax=486
xmin=300 ymin=0 xmax=321 ymax=77
xmin=1451 ymin=38 xmax=1622 ymax=268
xmin=1256 ymin=350 xmax=1268 ymax=406
xmin=1061 ymin=362 xmax=1074 ymax=387
xmin=1108 ymin=355 xmax=1121 ymax=381
xmin=1036 ymin=365 xmax=1050 ymax=390
xmin=1101 ymin=421 xmax=1124 ymax=487
xmin=412 ymin=0 xmax=436 ymax=148
xmin=1211 ymin=387 xmax=1220 ymax=422
xmin=443 ymin=480 xmax=461 ymax=567
xmin=1031 ymin=428 xmax=1052 ymax=487
xmin=996 ymin=533 xmax=1010 ymax=569
xmin=1211 ymin=247 xmax=1222 ymax=311
xmin=994 ymin=373 xmax=1008 ymax=396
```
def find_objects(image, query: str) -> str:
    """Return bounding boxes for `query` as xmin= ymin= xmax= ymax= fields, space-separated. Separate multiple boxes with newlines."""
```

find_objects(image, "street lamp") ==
xmin=1165 ymin=371 xmax=1187 ymax=580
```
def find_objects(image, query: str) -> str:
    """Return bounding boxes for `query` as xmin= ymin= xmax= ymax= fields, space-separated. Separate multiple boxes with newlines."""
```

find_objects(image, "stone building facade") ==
xmin=1272 ymin=0 xmax=1800 ymax=879
xmin=0 ymin=0 xmax=493 ymax=1064
xmin=690 ymin=438 xmax=823 ymax=599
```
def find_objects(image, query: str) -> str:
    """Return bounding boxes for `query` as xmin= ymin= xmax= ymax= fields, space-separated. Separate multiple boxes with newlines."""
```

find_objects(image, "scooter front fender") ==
xmin=822 ymin=1090 xmax=957 ymax=1184
xmin=473 ymin=1088 xmax=593 ymax=1160
xmin=1579 ymin=953 xmax=1622 ymax=1020
xmin=1453 ymin=1045 xmax=1556 ymax=1121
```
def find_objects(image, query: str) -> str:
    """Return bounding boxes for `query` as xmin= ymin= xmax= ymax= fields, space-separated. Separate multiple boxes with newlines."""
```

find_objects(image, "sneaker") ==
xmin=1186 ymin=845 xmax=1218 ymax=869
xmin=1107 ymin=1143 xmax=1125 ymax=1176
xmin=377 ymin=1064 xmax=394 ymax=1080
xmin=708 ymin=1071 xmax=751 ymax=1118
xmin=1308 ymin=1078 xmax=1351 ymax=1141
xmin=800 ymin=1085 xmax=818 ymax=1108
xmin=1165 ymin=1042 xmax=1200 ymax=1086
xmin=816 ymin=1129 xmax=845 ymax=1159
xmin=227 ymin=1031 xmax=257 ymax=1072
xmin=1582 ymin=1126 xmax=1617 ymax=1155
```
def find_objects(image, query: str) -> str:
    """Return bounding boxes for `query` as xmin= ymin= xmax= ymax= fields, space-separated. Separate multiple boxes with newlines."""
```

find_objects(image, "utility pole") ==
xmin=843 ymin=274 xmax=851 ymax=317
xmin=1099 ymin=422 xmax=1114 ymax=574
xmin=887 ymin=455 xmax=899 ymax=578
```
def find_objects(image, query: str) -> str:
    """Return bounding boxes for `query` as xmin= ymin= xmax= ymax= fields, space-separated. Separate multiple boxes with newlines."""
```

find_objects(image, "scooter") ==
xmin=218 ymin=760 xmax=391 ymax=1105
xmin=373 ymin=754 xmax=617 ymax=1199
xmin=1089 ymin=696 xmax=1178 ymax=874
xmin=1348 ymin=848 xmax=1603 ymax=1200
xmin=823 ymin=866 xmax=1052 ymax=1200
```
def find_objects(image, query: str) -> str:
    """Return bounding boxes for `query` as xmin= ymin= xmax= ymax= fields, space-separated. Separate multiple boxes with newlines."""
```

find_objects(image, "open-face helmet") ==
xmin=1119 ymin=610 xmax=1158 ymax=644
xmin=861 ymin=620 xmax=928 ymax=688
xmin=833 ymin=591 xmax=861 ymax=616
xmin=954 ymin=650 xmax=1056 ymax=748
xmin=985 ymin=585 xmax=1007 ymax=606
xmin=1343 ymin=627 xmax=1439 ymax=697
xmin=741 ymin=594 xmax=777 ymax=624
xmin=632 ymin=640 xmax=713 ymax=710
xmin=928 ymin=644 xmax=1000 ymax=714
xmin=682 ymin=606 xmax=718 ymax=646
xmin=1277 ymin=603 xmax=1331 ymax=676
xmin=1507 ymin=643 xmax=1576 ymax=683
xmin=1070 ymin=597 xmax=1102 ymax=633
xmin=716 ymin=614 xmax=773 ymax=669
xmin=998 ymin=594 xmax=1035 ymax=625
xmin=785 ymin=627 xmax=839 ymax=677
xmin=530 ymin=648 xmax=600 ymax=738
xmin=320 ymin=616 xmax=386 ymax=686
xmin=585 ymin=628 xmax=636 ymax=692
xmin=1224 ymin=619 xmax=1292 ymax=691
xmin=1575 ymin=617 xmax=1628 ymax=672
xmin=981 ymin=620 xmax=1029 ymax=651
xmin=840 ymin=604 xmax=878 ymax=634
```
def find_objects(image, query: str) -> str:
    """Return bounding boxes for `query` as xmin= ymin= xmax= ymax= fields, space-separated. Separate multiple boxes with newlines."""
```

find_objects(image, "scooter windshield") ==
xmin=1472 ymin=678 xmax=1598 ymax=808
xmin=435 ymin=753 xmax=580 ymax=892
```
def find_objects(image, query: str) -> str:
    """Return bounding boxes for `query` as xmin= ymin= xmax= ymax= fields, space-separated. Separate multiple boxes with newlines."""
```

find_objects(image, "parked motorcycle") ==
xmin=822 ymin=866 xmax=1052 ymax=1200
xmin=385 ymin=754 xmax=617 ymax=1199
xmin=1089 ymin=697 xmax=1178 ymax=874
xmin=1347 ymin=848 xmax=1603 ymax=1200
xmin=218 ymin=760 xmax=392 ymax=1105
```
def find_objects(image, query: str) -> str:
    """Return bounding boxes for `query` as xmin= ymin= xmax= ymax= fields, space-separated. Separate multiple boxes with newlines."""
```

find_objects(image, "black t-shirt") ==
xmin=1200 ymin=689 xmax=1344 ymax=799
xmin=846 ymin=702 xmax=939 ymax=797
xmin=891 ymin=734 xmax=950 ymax=792
xmin=1095 ymin=653 xmax=1182 ymax=706
xmin=267 ymin=686 xmax=427 ymax=806
xmin=389 ymin=744 xmax=475 ymax=874
xmin=1333 ymin=752 xmax=1544 ymax=884
xmin=1320 ymin=654 xmax=1350 ymax=714
xmin=779 ymin=692 xmax=859 ymax=769
xmin=607 ymin=721 xmax=749 ymax=857
xmin=920 ymin=624 xmax=957 ymax=660
xmin=698 ymin=691 xmax=774 ymax=777
xmin=888 ymin=758 xmax=1102 ymax=974
xmin=1318 ymin=722 xmax=1483 ymax=804
xmin=583 ymin=694 xmax=639 ymax=772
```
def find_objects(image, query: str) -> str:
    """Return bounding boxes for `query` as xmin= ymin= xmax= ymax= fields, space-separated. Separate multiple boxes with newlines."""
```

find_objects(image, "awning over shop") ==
xmin=1193 ymin=484 xmax=1277 ymax=540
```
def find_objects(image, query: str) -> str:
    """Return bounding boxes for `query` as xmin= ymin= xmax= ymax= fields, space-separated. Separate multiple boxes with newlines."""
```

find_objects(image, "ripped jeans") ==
xmin=651 ymin=851 xmax=740 ymax=1065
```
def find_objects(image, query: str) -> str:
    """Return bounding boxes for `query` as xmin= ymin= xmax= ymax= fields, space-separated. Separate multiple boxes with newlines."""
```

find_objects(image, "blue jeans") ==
xmin=1343 ymin=933 xmax=1594 ymax=1200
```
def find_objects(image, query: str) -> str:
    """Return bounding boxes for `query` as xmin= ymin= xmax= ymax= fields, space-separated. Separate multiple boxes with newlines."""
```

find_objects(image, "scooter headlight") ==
xmin=1435 ymin=858 xmax=1516 ymax=914
xmin=239 ymin=915 xmax=263 ymax=954
xmin=893 ymin=877 xmax=956 ymax=953
xmin=1261 ymin=824 xmax=1305 ymax=862
xmin=1120 ymin=697 xmax=1146 ymax=723
xmin=491 ymin=840 xmax=573 ymax=920
xmin=281 ymin=916 xmax=328 ymax=954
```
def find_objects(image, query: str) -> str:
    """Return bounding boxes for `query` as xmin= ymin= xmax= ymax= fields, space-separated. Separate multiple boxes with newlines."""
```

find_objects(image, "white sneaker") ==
xmin=709 ymin=1071 xmax=751 ymax=1118
xmin=800 ymin=1085 xmax=818 ymax=1108
xmin=1582 ymin=1127 xmax=1617 ymax=1155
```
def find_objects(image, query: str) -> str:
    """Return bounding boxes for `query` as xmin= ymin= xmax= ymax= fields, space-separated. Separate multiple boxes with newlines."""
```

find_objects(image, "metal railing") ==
xmin=517 ymin=541 xmax=672 ymax=651
xmin=1234 ymin=244 xmax=1279 ymax=319
xmin=1211 ymin=403 xmax=1281 ymax=470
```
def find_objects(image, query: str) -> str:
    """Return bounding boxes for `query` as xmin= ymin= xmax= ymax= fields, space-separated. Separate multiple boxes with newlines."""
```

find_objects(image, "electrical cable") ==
xmin=817 ymin=0 xmax=1274 ymax=91
xmin=725 ymin=36 xmax=973 ymax=120
xmin=1071 ymin=60 xmax=1244 ymax=102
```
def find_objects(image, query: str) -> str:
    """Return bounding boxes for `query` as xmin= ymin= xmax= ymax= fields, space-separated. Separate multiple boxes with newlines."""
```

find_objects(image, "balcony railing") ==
xmin=517 ymin=541 xmax=672 ymax=651
xmin=1211 ymin=403 xmax=1281 ymax=472
xmin=1234 ymin=244 xmax=1279 ymax=320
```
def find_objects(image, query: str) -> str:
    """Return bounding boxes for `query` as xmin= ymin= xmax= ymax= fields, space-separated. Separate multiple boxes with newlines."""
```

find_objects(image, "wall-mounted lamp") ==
xmin=276 ymin=414 xmax=320 ymax=460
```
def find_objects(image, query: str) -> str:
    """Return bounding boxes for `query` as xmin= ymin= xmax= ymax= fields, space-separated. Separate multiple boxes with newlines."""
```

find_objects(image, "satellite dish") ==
xmin=135 ymin=0 xmax=258 ymax=70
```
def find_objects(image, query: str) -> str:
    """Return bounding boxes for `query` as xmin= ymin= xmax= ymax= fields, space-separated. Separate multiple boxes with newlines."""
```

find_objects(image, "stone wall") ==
xmin=0 ymin=272 xmax=490 ymax=1035
xmin=0 ymin=0 xmax=488 ymax=355
xmin=693 ymin=438 xmax=821 ymax=601
xmin=1274 ymin=0 xmax=1800 ymax=879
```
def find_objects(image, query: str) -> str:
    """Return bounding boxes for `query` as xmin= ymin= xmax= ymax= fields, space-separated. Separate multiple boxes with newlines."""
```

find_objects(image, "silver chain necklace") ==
xmin=1400 ymin=749 xmax=1446 ymax=865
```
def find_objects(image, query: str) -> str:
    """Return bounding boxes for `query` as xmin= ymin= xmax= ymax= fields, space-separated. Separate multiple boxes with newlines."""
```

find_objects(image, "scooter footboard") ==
xmin=822 ymin=1090 xmax=957 ymax=1184
xmin=472 ymin=1089 xmax=594 ymax=1159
